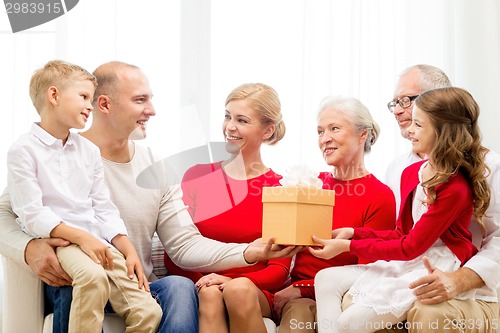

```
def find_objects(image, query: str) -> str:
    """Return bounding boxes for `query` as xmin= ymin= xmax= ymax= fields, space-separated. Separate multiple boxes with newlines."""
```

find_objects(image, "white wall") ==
xmin=0 ymin=0 xmax=499 ymax=184
xmin=453 ymin=0 xmax=500 ymax=153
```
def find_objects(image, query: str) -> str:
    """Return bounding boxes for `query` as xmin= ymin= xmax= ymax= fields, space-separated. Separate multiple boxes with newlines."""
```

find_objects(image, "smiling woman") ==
xmin=163 ymin=82 xmax=289 ymax=333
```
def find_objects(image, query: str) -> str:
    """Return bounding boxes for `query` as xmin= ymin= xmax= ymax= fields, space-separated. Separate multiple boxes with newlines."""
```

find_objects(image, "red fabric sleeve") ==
xmin=240 ymin=257 xmax=291 ymax=291
xmin=355 ymin=187 xmax=396 ymax=264
xmin=350 ymin=175 xmax=474 ymax=263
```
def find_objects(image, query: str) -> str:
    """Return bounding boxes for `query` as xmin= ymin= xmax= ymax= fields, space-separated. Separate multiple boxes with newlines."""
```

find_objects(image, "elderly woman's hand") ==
xmin=332 ymin=227 xmax=354 ymax=239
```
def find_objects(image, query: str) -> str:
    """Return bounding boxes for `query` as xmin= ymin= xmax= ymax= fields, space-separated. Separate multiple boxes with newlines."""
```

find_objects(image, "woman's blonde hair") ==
xmin=225 ymin=83 xmax=285 ymax=145
xmin=415 ymin=87 xmax=490 ymax=227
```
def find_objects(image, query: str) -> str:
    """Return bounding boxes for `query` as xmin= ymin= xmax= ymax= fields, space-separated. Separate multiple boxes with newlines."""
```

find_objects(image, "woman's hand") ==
xmin=308 ymin=236 xmax=350 ymax=260
xmin=195 ymin=273 xmax=232 ymax=291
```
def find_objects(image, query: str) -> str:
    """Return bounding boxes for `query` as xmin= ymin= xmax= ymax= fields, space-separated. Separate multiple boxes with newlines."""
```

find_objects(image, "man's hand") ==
xmin=409 ymin=256 xmax=484 ymax=304
xmin=25 ymin=238 xmax=72 ymax=287
xmin=273 ymin=285 xmax=301 ymax=321
xmin=243 ymin=238 xmax=303 ymax=264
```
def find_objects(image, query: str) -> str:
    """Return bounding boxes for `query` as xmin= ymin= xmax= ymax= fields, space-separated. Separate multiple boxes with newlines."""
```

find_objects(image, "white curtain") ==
xmin=208 ymin=0 xmax=500 ymax=178
xmin=1 ymin=0 xmax=500 ymax=190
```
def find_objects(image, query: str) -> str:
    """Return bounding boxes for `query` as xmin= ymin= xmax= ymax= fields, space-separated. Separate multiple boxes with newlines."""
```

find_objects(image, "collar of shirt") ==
xmin=30 ymin=122 xmax=76 ymax=147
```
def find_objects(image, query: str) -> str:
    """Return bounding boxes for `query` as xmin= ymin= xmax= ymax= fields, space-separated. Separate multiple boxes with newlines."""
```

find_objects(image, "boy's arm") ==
xmin=50 ymin=223 xmax=113 ymax=267
xmin=111 ymin=234 xmax=136 ymax=258
xmin=7 ymin=148 xmax=63 ymax=238
xmin=112 ymin=234 xmax=149 ymax=290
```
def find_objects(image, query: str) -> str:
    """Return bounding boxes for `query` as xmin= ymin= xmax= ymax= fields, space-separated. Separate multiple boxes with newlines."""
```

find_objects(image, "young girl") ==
xmin=309 ymin=87 xmax=490 ymax=333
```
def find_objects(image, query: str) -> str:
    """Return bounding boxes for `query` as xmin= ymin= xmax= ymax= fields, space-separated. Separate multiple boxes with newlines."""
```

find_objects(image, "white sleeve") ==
xmin=0 ymin=189 xmax=33 ymax=265
xmin=463 ymin=152 xmax=500 ymax=291
xmin=7 ymin=147 xmax=61 ymax=237
xmin=156 ymin=184 xmax=250 ymax=271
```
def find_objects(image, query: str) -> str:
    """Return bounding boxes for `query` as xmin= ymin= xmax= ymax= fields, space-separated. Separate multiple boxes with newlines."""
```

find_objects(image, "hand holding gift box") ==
xmin=262 ymin=165 xmax=335 ymax=245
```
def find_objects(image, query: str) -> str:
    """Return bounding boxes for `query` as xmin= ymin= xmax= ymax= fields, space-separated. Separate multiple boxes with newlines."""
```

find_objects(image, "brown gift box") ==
xmin=261 ymin=186 xmax=335 ymax=245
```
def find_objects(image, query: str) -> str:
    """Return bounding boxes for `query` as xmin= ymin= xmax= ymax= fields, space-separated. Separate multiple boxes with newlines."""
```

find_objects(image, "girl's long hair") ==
xmin=415 ymin=87 xmax=490 ymax=229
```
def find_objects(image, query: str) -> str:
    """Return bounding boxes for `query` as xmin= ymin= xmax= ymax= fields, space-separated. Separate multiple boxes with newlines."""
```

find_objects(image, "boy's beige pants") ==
xmin=57 ymin=244 xmax=162 ymax=333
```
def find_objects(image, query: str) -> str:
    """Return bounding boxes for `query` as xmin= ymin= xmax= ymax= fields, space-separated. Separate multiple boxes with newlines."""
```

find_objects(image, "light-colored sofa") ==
xmin=0 ymin=257 xmax=3 ymax=333
xmin=1 ymin=237 xmax=279 ymax=333
xmin=2 ymin=235 xmax=497 ymax=333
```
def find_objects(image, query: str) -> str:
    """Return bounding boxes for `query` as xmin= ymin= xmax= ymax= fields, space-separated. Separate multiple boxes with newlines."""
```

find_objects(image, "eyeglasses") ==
xmin=387 ymin=95 xmax=419 ymax=113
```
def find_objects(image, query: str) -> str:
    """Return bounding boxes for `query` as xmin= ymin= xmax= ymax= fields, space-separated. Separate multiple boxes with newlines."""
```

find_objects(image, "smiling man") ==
xmin=385 ymin=65 xmax=451 ymax=213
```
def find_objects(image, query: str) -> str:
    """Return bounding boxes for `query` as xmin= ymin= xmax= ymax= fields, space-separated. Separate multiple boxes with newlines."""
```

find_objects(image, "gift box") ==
xmin=261 ymin=186 xmax=335 ymax=245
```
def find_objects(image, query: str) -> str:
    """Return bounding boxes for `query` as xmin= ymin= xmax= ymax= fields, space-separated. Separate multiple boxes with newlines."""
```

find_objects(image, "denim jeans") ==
xmin=150 ymin=275 xmax=199 ymax=333
xmin=44 ymin=284 xmax=72 ymax=333
xmin=45 ymin=275 xmax=199 ymax=333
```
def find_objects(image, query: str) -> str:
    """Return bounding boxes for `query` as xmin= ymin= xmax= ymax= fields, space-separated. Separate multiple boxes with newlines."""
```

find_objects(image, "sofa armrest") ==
xmin=2 ymin=256 xmax=44 ymax=333
xmin=497 ymin=286 xmax=500 ymax=333
xmin=264 ymin=318 xmax=277 ymax=333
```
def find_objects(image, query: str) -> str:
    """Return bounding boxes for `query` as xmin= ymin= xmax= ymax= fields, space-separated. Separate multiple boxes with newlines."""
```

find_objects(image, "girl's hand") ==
xmin=308 ymin=236 xmax=350 ymax=260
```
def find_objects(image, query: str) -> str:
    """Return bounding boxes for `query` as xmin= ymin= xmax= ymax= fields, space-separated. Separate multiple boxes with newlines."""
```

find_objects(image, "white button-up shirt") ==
xmin=7 ymin=123 xmax=127 ymax=245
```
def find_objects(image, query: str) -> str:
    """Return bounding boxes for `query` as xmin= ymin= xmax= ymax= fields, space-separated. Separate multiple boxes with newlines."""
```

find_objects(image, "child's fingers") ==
xmin=138 ymin=274 xmax=150 ymax=291
xmin=105 ymin=248 xmax=114 ymax=269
